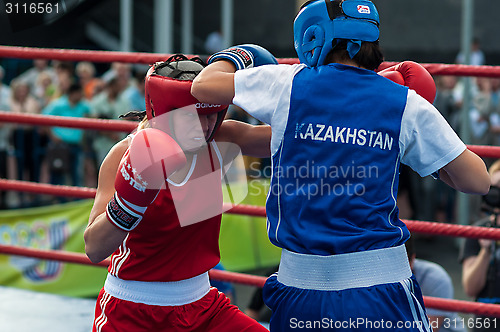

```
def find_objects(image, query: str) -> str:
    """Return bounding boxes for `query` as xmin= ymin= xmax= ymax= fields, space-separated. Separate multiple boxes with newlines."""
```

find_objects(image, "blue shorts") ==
xmin=262 ymin=247 xmax=431 ymax=331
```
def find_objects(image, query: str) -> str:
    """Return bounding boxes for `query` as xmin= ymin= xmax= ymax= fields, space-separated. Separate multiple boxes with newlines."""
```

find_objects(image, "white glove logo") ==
xmin=357 ymin=5 xmax=370 ymax=14
xmin=120 ymin=161 xmax=147 ymax=193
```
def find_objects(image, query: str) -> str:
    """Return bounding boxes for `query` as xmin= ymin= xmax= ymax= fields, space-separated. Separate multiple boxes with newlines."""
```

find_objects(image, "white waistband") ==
xmin=104 ymin=272 xmax=211 ymax=306
xmin=277 ymin=245 xmax=411 ymax=291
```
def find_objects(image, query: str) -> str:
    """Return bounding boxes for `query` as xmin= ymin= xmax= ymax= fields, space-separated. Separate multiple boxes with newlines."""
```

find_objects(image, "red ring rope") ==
xmin=0 ymin=178 xmax=96 ymax=199
xmin=1 ymin=178 xmax=500 ymax=241
xmin=466 ymin=145 xmax=500 ymax=159
xmin=0 ymin=112 xmax=500 ymax=160
xmin=0 ymin=45 xmax=173 ymax=64
xmin=248 ymin=58 xmax=500 ymax=77
xmin=0 ymin=45 xmax=499 ymax=77
xmin=0 ymin=111 xmax=137 ymax=132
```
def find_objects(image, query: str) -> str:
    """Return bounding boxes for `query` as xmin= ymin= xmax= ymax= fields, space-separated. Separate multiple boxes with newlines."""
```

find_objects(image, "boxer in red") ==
xmin=84 ymin=55 xmax=272 ymax=332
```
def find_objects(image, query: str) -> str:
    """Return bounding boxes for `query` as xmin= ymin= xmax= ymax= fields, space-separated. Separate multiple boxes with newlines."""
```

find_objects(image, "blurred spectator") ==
xmin=89 ymin=75 xmax=129 ymax=166
xmin=451 ymin=76 xmax=480 ymax=132
xmin=468 ymin=78 xmax=497 ymax=220
xmin=204 ymin=29 xmax=224 ymax=54
xmin=453 ymin=37 xmax=485 ymax=152
xmin=115 ymin=62 xmax=133 ymax=93
xmin=102 ymin=62 xmax=132 ymax=94
xmin=76 ymin=61 xmax=103 ymax=188
xmin=123 ymin=70 xmax=146 ymax=112
xmin=33 ymin=70 xmax=56 ymax=108
xmin=460 ymin=159 xmax=500 ymax=331
xmin=42 ymin=83 xmax=90 ymax=190
xmin=488 ymin=78 xmax=500 ymax=146
xmin=434 ymin=76 xmax=460 ymax=131
xmin=469 ymin=77 xmax=492 ymax=146
xmin=53 ymin=60 xmax=74 ymax=77
xmin=9 ymin=79 xmax=42 ymax=183
xmin=16 ymin=59 xmax=57 ymax=92
xmin=0 ymin=65 xmax=11 ymax=209
xmin=0 ymin=65 xmax=11 ymax=110
xmin=456 ymin=37 xmax=485 ymax=66
xmin=51 ymin=63 xmax=74 ymax=100
xmin=75 ymin=61 xmax=102 ymax=100
xmin=406 ymin=237 xmax=466 ymax=332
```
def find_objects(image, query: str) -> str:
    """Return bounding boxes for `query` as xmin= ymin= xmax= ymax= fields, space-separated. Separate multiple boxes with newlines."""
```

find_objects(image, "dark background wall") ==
xmin=0 ymin=0 xmax=498 ymax=74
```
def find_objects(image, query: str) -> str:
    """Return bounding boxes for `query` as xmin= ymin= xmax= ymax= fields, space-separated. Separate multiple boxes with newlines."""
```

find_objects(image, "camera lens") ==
xmin=483 ymin=186 xmax=500 ymax=209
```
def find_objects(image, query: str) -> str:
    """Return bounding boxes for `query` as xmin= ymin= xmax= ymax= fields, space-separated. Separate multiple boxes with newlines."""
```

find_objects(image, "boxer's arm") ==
xmin=439 ymin=149 xmax=490 ymax=195
xmin=85 ymin=130 xmax=186 ymax=263
xmin=215 ymin=120 xmax=271 ymax=158
xmin=192 ymin=61 xmax=236 ymax=105
xmin=84 ymin=138 xmax=129 ymax=263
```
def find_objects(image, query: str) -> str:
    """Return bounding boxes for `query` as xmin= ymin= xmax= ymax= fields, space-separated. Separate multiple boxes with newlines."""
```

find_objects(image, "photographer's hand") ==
xmin=463 ymin=243 xmax=492 ymax=297
xmin=479 ymin=238 xmax=493 ymax=252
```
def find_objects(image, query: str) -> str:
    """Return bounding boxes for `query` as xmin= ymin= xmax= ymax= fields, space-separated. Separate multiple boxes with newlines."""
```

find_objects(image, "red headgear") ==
xmin=145 ymin=55 xmax=228 ymax=142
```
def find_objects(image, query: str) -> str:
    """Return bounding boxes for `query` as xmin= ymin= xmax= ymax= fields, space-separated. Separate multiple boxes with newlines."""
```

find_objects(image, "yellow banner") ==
xmin=220 ymin=179 xmax=281 ymax=271
xmin=0 ymin=199 xmax=106 ymax=297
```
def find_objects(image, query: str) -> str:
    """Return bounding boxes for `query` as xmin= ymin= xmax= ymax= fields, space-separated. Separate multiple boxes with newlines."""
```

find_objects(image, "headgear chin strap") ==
xmin=294 ymin=0 xmax=380 ymax=67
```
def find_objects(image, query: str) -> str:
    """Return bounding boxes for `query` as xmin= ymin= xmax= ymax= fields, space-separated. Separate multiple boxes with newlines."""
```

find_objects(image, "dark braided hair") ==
xmin=119 ymin=110 xmax=147 ymax=122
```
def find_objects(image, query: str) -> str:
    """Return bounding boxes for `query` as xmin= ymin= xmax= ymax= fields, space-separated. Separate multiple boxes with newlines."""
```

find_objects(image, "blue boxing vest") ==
xmin=266 ymin=63 xmax=411 ymax=255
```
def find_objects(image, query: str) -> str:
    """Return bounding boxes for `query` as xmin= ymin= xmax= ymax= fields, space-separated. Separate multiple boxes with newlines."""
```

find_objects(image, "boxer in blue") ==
xmin=192 ymin=1 xmax=490 ymax=330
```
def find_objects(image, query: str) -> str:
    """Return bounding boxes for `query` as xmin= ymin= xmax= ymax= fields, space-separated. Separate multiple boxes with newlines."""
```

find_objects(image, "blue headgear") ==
xmin=294 ymin=0 xmax=380 ymax=67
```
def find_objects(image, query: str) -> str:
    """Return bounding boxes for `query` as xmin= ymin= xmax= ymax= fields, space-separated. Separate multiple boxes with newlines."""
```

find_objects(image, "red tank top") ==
xmin=108 ymin=141 xmax=224 ymax=281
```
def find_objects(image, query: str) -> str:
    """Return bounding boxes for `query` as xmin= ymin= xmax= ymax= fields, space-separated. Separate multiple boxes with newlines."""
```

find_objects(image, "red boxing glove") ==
xmin=378 ymin=61 xmax=436 ymax=104
xmin=106 ymin=128 xmax=187 ymax=231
